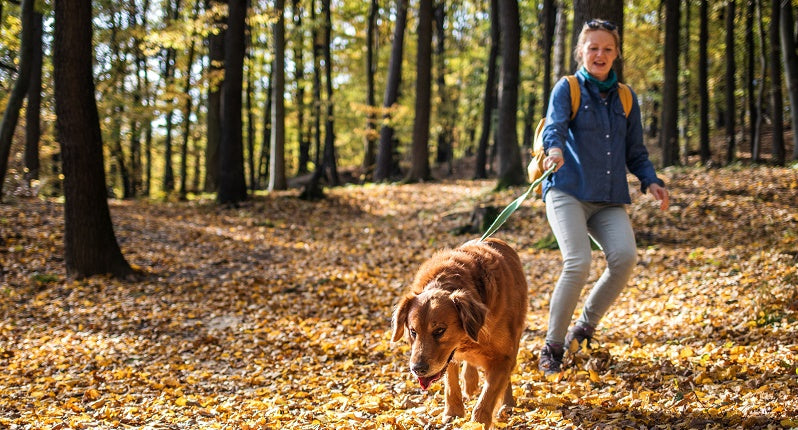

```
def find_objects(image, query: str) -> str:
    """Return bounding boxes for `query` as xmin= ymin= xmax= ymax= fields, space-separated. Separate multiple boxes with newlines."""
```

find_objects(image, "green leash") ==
xmin=480 ymin=165 xmax=555 ymax=242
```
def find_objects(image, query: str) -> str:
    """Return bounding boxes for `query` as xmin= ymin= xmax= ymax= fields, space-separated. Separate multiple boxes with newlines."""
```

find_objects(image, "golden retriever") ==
xmin=391 ymin=238 xmax=527 ymax=428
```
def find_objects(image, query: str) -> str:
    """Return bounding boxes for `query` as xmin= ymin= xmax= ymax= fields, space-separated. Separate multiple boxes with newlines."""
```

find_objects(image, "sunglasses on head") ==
xmin=586 ymin=19 xmax=617 ymax=31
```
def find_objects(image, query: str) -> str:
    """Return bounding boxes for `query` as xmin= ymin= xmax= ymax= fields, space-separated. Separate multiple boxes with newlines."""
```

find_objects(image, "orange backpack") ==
xmin=527 ymin=75 xmax=633 ymax=195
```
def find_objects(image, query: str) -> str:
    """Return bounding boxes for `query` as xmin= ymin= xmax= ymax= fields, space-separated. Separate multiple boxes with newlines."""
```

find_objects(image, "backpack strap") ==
xmin=565 ymin=75 xmax=580 ymax=120
xmin=617 ymin=82 xmax=633 ymax=117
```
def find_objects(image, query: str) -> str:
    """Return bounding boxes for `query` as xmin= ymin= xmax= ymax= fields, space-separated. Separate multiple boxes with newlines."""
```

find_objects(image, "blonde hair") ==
xmin=573 ymin=19 xmax=622 ymax=68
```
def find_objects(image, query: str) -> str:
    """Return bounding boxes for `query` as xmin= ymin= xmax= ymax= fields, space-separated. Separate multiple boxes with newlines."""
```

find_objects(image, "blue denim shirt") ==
xmin=540 ymin=74 xmax=664 ymax=204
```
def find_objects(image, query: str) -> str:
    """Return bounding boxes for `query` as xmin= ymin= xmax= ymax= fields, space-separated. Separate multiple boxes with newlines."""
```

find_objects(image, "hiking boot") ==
xmin=565 ymin=322 xmax=595 ymax=352
xmin=538 ymin=342 xmax=564 ymax=376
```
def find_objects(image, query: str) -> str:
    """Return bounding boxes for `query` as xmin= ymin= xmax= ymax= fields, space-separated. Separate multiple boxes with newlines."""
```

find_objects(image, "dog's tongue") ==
xmin=418 ymin=376 xmax=434 ymax=390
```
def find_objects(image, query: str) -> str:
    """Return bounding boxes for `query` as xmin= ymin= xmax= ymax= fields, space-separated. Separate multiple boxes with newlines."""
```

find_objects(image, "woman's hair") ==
xmin=573 ymin=19 xmax=622 ymax=68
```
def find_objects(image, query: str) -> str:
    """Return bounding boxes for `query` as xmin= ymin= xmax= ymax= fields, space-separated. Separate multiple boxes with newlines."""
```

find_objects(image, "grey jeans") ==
xmin=544 ymin=188 xmax=637 ymax=345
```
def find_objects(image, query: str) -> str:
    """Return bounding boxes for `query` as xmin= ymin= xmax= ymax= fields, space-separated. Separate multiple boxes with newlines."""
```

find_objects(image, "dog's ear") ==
xmin=391 ymin=294 xmax=415 ymax=342
xmin=450 ymin=290 xmax=487 ymax=342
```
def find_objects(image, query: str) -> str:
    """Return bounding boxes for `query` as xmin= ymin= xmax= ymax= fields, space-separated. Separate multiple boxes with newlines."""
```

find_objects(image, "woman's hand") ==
xmin=544 ymin=149 xmax=564 ymax=172
xmin=648 ymin=183 xmax=669 ymax=211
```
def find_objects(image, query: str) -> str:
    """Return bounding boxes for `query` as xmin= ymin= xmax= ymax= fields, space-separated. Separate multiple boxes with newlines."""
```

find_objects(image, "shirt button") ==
xmin=605 ymin=134 xmax=610 ymax=139
xmin=607 ymin=151 xmax=611 ymax=156
xmin=606 ymin=171 xmax=611 ymax=175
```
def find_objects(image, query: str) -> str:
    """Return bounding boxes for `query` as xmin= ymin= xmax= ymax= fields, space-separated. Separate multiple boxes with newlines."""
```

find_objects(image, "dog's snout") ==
xmin=411 ymin=361 xmax=429 ymax=375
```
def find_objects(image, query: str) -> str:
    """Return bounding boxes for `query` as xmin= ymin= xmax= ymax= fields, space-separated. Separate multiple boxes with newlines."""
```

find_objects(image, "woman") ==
xmin=537 ymin=19 xmax=669 ymax=375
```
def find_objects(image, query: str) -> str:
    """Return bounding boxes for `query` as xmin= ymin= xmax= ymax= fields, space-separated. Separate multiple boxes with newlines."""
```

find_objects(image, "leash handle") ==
xmin=480 ymin=165 xmax=556 ymax=242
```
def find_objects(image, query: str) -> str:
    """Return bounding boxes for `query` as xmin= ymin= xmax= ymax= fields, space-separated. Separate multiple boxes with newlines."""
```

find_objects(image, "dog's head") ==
xmin=391 ymin=287 xmax=487 ymax=389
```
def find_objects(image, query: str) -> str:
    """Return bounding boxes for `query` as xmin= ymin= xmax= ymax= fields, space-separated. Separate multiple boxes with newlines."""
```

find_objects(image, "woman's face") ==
xmin=580 ymin=30 xmax=618 ymax=81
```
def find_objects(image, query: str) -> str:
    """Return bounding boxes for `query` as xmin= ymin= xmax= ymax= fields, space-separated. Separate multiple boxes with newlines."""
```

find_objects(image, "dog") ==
xmin=391 ymin=238 xmax=527 ymax=428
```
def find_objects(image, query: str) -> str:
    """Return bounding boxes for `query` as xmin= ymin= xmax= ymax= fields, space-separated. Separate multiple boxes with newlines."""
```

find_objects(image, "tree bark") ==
xmin=541 ymin=0 xmax=555 ymax=113
xmin=24 ymin=7 xmax=43 ymax=185
xmin=434 ymin=1 xmax=453 ymax=175
xmin=293 ymin=0 xmax=310 ymax=175
xmin=474 ymin=0 xmax=499 ymax=179
xmin=724 ymin=0 xmax=737 ymax=164
xmin=752 ymin=0 xmax=767 ymax=162
xmin=0 ymin=0 xmax=34 ymax=200
xmin=269 ymin=0 xmax=287 ymax=191
xmin=769 ymin=0 xmax=784 ymax=165
xmin=781 ymin=0 xmax=798 ymax=161
xmin=204 ymin=0 xmax=226 ymax=192
xmin=698 ymin=0 xmax=711 ymax=164
xmin=53 ymin=0 xmax=132 ymax=278
xmin=406 ymin=0 xmax=433 ymax=182
xmin=217 ymin=0 xmax=249 ymax=204
xmin=362 ymin=0 xmax=379 ymax=174
xmin=494 ymin=0 xmax=524 ymax=188
xmin=179 ymin=0 xmax=200 ymax=200
xmin=661 ymin=0 xmax=680 ymax=167
xmin=374 ymin=0 xmax=408 ymax=182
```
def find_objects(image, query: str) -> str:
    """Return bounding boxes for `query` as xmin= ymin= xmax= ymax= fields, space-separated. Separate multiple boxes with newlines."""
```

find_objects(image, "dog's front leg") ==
xmin=442 ymin=361 xmax=465 ymax=422
xmin=472 ymin=359 xmax=513 ymax=428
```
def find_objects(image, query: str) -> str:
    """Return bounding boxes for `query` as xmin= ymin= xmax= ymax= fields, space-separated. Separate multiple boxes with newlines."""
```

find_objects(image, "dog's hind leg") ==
xmin=443 ymin=361 xmax=465 ymax=422
xmin=462 ymin=362 xmax=480 ymax=398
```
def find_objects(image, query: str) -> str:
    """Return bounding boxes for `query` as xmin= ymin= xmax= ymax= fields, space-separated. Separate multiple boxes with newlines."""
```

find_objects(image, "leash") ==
xmin=480 ymin=165 xmax=555 ymax=241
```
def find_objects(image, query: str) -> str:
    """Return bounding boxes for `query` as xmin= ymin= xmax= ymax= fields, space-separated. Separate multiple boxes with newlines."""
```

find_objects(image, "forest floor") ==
xmin=1 ymin=163 xmax=798 ymax=429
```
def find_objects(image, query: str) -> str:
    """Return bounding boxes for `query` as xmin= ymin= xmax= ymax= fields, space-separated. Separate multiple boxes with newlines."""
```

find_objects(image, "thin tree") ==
xmin=698 ymin=0 xmax=711 ymax=164
xmin=405 ymin=0 xmax=434 ymax=182
xmin=24 ymin=4 xmax=43 ymax=186
xmin=321 ymin=0 xmax=339 ymax=185
xmin=768 ymin=0 xmax=784 ymax=165
xmin=362 ymin=0 xmax=379 ymax=174
xmin=724 ymin=0 xmax=736 ymax=164
xmin=217 ymin=0 xmax=249 ymax=204
xmin=161 ymin=0 xmax=182 ymax=193
xmin=661 ymin=0 xmax=680 ymax=167
xmin=474 ymin=0 xmax=499 ymax=179
xmin=745 ymin=0 xmax=756 ymax=155
xmin=541 ymin=0 xmax=555 ymax=113
xmin=374 ymin=0 xmax=408 ymax=182
xmin=781 ymin=0 xmax=798 ymax=161
xmin=293 ymin=0 xmax=310 ymax=175
xmin=752 ymin=0 xmax=767 ymax=161
xmin=204 ymin=0 xmax=226 ymax=192
xmin=269 ymin=0 xmax=288 ymax=191
xmin=179 ymin=0 xmax=201 ymax=200
xmin=494 ymin=0 xmax=524 ymax=188
xmin=434 ymin=1 xmax=453 ymax=175
xmin=53 ymin=0 xmax=133 ymax=278
xmin=0 ymin=0 xmax=34 ymax=200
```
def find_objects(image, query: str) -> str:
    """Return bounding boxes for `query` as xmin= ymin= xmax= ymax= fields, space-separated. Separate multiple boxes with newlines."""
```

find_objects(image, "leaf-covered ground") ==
xmin=1 ymin=166 xmax=797 ymax=429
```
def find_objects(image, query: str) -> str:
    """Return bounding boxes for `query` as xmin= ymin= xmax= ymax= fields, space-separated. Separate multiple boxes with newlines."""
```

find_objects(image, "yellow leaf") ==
xmin=680 ymin=346 xmax=694 ymax=358
xmin=175 ymin=397 xmax=187 ymax=407
xmin=83 ymin=389 xmax=100 ymax=401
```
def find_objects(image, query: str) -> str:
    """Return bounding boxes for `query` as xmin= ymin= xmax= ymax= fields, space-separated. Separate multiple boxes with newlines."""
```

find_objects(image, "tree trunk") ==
xmin=204 ymin=0 xmax=226 ymax=192
xmin=0 ymin=0 xmax=34 ymax=200
xmin=434 ymin=1 xmax=453 ymax=175
xmin=53 ymin=0 xmax=132 ymax=278
xmin=405 ymin=0 xmax=433 ymax=182
xmin=293 ymin=0 xmax=310 ymax=175
xmin=752 ymin=0 xmax=767 ymax=162
xmin=179 ymin=1 xmax=200 ymax=200
xmin=781 ymin=0 xmax=798 ymax=161
xmin=552 ymin=1 xmax=567 ymax=80
xmin=474 ymin=0 xmax=498 ymax=179
xmin=258 ymin=66 xmax=273 ymax=188
xmin=269 ymin=0 xmax=287 ymax=191
xmin=161 ymin=0 xmax=181 ymax=193
xmin=661 ymin=0 xmax=680 ymax=167
xmin=24 ymin=7 xmax=43 ymax=186
xmin=769 ymin=0 xmax=784 ymax=165
xmin=572 ymin=0 xmax=624 ymax=79
xmin=217 ymin=0 xmax=249 ymax=204
xmin=321 ymin=0 xmax=339 ymax=185
xmin=745 ymin=0 xmax=757 ymax=155
xmin=724 ymin=0 xmax=737 ymax=164
xmin=362 ymin=0 xmax=379 ymax=174
xmin=541 ymin=0 xmax=555 ymax=113
xmin=494 ymin=0 xmax=524 ymax=188
xmin=374 ymin=0 xmax=407 ymax=182
xmin=699 ymin=0 xmax=711 ymax=164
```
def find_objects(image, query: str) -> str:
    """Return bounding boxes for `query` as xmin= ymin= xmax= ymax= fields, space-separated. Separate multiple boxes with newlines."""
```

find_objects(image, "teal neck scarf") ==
xmin=578 ymin=66 xmax=618 ymax=92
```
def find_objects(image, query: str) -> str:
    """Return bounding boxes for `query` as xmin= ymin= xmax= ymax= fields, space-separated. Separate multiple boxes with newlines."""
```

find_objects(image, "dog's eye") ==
xmin=409 ymin=329 xmax=417 ymax=339
xmin=432 ymin=328 xmax=446 ymax=339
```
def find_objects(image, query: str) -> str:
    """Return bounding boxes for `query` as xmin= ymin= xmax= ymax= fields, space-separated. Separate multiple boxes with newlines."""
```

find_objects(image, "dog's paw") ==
xmin=443 ymin=405 xmax=465 ymax=422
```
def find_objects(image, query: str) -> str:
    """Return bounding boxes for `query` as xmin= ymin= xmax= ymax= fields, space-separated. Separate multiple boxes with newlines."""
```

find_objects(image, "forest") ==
xmin=1 ymin=0 xmax=798 ymax=428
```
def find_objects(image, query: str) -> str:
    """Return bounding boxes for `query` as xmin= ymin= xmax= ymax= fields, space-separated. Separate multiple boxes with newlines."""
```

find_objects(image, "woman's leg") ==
xmin=579 ymin=205 xmax=637 ymax=328
xmin=545 ymin=189 xmax=593 ymax=344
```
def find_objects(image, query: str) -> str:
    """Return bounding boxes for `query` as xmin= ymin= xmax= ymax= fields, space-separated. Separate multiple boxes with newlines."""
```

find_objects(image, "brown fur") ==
xmin=391 ymin=238 xmax=528 ymax=428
